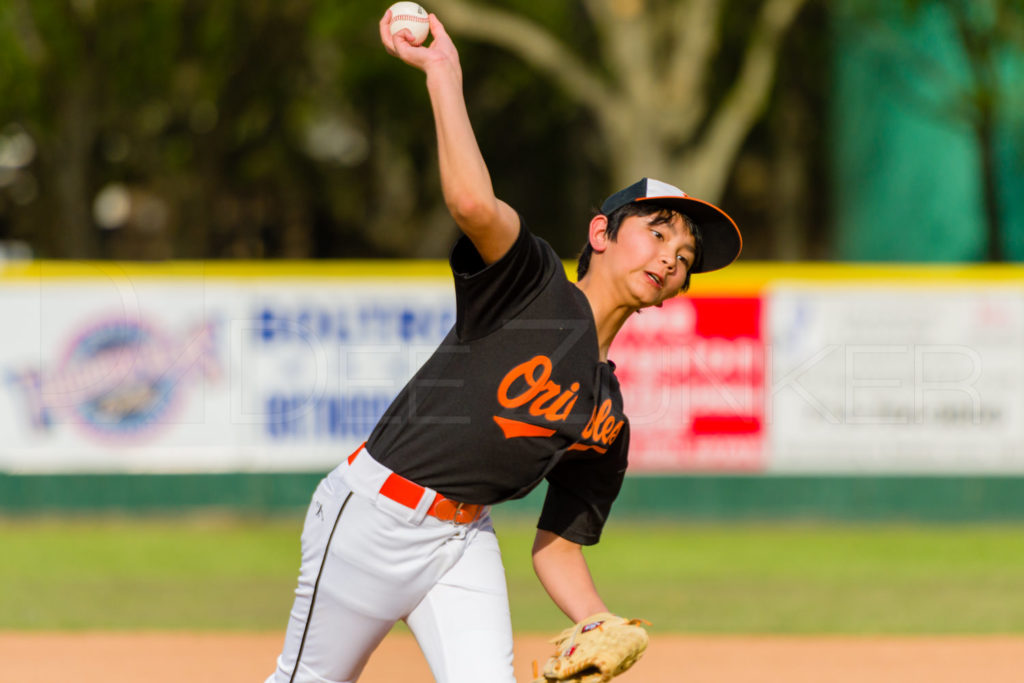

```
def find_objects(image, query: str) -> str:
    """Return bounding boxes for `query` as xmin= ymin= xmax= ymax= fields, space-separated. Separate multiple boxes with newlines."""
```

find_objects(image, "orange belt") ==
xmin=348 ymin=443 xmax=485 ymax=525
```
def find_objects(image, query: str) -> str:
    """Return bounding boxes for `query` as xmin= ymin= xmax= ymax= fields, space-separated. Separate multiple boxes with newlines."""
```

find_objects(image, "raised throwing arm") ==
xmin=379 ymin=10 xmax=519 ymax=264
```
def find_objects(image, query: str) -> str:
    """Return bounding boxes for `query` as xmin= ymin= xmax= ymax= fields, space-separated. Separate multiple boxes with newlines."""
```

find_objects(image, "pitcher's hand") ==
xmin=380 ymin=11 xmax=459 ymax=78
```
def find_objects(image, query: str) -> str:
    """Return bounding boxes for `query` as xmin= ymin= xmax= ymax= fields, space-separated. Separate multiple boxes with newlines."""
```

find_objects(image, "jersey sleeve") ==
xmin=449 ymin=215 xmax=561 ymax=341
xmin=536 ymin=423 xmax=630 ymax=546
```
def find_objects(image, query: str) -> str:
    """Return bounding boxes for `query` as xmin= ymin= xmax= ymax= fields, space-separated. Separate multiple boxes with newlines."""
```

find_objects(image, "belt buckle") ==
xmin=435 ymin=497 xmax=472 ymax=525
xmin=452 ymin=501 xmax=467 ymax=525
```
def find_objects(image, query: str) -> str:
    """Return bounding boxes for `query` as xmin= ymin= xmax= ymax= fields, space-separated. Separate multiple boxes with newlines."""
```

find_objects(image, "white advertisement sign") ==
xmin=5 ymin=270 xmax=1024 ymax=475
xmin=768 ymin=287 xmax=1024 ymax=472
xmin=0 ymin=274 xmax=453 ymax=473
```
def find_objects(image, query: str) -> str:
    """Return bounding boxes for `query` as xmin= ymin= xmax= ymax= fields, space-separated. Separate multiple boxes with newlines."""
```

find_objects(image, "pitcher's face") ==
xmin=605 ymin=212 xmax=696 ymax=307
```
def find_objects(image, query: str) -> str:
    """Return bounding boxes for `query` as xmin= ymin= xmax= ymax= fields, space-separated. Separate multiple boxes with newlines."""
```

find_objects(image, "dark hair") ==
xmin=576 ymin=203 xmax=703 ymax=293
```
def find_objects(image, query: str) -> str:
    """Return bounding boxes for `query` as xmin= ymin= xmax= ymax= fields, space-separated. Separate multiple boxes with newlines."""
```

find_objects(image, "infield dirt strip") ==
xmin=4 ymin=633 xmax=1024 ymax=682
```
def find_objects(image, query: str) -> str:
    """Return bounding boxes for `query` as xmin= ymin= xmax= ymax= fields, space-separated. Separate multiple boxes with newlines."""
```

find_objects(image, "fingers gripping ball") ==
xmin=388 ymin=2 xmax=430 ymax=45
xmin=532 ymin=612 xmax=650 ymax=682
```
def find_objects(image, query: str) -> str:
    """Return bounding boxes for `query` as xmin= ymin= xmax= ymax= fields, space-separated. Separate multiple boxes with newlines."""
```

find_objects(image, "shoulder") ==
xmin=451 ymin=214 xmax=562 ymax=281
xmin=453 ymin=198 xmax=522 ymax=266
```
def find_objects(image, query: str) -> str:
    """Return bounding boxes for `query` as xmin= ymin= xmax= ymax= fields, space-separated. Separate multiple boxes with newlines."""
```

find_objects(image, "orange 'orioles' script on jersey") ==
xmin=494 ymin=355 xmax=624 ymax=449
xmin=581 ymin=399 xmax=625 ymax=446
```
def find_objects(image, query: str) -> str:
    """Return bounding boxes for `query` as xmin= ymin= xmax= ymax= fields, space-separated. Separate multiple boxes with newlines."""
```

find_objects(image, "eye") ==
xmin=650 ymin=229 xmax=663 ymax=240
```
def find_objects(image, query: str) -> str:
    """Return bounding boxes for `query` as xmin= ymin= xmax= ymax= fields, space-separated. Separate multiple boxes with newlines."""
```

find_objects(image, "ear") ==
xmin=588 ymin=214 xmax=610 ymax=253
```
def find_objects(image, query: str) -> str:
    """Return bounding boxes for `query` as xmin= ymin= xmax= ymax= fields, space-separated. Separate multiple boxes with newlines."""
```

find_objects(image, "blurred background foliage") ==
xmin=0 ymin=0 xmax=1019 ymax=263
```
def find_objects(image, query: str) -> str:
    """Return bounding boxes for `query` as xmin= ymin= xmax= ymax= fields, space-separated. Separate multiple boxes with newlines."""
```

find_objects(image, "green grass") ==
xmin=558 ymin=520 xmax=1024 ymax=634
xmin=2 ymin=515 xmax=1024 ymax=633
xmin=0 ymin=515 xmax=301 ymax=630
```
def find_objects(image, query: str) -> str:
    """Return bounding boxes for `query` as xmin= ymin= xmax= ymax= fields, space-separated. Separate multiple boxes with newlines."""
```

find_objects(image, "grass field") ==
xmin=3 ymin=514 xmax=1024 ymax=634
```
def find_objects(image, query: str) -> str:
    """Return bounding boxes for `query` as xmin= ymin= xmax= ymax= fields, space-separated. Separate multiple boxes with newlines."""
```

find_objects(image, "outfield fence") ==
xmin=2 ymin=259 xmax=1023 ymax=518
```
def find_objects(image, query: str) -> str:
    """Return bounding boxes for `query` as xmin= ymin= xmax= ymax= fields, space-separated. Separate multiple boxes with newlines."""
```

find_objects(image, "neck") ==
xmin=574 ymin=278 xmax=637 ymax=362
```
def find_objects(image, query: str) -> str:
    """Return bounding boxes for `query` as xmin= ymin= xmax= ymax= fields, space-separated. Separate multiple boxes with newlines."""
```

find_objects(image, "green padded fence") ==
xmin=3 ymin=473 xmax=1024 ymax=522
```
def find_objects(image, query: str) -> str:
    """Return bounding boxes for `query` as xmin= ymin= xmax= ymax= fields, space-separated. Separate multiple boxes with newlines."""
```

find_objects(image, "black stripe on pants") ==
xmin=289 ymin=491 xmax=354 ymax=683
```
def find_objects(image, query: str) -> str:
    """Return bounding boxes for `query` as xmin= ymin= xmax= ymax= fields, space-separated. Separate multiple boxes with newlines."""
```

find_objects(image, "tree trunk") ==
xmin=52 ymin=65 xmax=98 ymax=259
xmin=771 ymin=90 xmax=809 ymax=260
xmin=431 ymin=0 xmax=808 ymax=204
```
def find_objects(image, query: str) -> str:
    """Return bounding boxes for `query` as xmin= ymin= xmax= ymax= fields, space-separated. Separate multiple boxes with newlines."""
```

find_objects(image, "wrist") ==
xmin=424 ymin=59 xmax=462 ymax=90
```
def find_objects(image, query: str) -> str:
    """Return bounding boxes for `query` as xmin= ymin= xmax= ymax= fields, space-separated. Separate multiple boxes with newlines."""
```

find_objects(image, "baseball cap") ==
xmin=600 ymin=177 xmax=742 ymax=273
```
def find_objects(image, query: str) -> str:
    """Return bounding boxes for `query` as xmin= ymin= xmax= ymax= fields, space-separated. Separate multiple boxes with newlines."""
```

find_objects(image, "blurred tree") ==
xmin=0 ymin=0 xmax=826 ymax=260
xmin=0 ymin=0 xmax=324 ymax=259
xmin=429 ymin=0 xmax=809 ymax=203
xmin=724 ymin=0 xmax=831 ymax=260
xmin=307 ymin=2 xmax=613 ymax=259
xmin=0 ymin=0 xmax=102 ymax=258
xmin=0 ymin=0 xmax=578 ymax=259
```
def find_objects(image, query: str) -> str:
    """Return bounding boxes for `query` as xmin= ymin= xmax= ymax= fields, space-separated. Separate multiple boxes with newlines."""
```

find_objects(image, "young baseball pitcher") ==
xmin=265 ymin=7 xmax=742 ymax=683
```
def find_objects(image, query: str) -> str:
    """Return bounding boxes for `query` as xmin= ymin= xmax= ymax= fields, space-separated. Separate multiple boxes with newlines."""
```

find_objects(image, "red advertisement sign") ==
xmin=612 ymin=296 xmax=765 ymax=472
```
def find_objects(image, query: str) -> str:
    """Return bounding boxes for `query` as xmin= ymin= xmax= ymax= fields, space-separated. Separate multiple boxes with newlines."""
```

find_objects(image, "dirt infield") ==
xmin=4 ymin=631 xmax=1024 ymax=682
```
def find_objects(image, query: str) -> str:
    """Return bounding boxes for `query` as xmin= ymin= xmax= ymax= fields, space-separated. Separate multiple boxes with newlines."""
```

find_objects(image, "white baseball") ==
xmin=388 ymin=2 xmax=430 ymax=45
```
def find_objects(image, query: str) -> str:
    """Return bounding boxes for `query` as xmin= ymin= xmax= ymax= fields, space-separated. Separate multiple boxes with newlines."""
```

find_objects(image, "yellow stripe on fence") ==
xmin=2 ymin=260 xmax=1022 ymax=293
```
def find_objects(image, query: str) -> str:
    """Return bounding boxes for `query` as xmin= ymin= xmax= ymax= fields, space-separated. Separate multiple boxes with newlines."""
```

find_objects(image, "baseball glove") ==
xmin=532 ymin=612 xmax=650 ymax=682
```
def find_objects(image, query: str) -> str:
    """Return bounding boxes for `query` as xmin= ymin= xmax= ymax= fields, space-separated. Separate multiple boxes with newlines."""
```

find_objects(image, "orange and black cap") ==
xmin=600 ymin=177 xmax=742 ymax=273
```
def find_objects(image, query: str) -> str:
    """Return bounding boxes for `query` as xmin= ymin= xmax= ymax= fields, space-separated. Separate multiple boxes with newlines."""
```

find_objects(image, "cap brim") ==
xmin=636 ymin=196 xmax=742 ymax=273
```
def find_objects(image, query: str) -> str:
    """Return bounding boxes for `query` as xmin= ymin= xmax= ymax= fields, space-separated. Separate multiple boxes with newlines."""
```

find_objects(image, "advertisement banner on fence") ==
xmin=768 ymin=287 xmax=1024 ymax=473
xmin=613 ymin=296 xmax=766 ymax=472
xmin=0 ymin=273 xmax=454 ymax=473
xmin=2 ymin=279 xmax=229 ymax=472
xmin=5 ymin=265 xmax=1024 ymax=475
xmin=244 ymin=283 xmax=454 ymax=469
xmin=0 ymin=270 xmax=766 ymax=474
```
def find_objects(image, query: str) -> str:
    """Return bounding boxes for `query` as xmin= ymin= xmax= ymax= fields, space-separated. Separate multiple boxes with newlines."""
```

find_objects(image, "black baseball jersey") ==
xmin=366 ymin=218 xmax=630 ymax=545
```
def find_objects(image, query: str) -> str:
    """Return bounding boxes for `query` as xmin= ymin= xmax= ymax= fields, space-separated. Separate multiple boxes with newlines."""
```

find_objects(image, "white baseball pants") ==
xmin=265 ymin=447 xmax=516 ymax=683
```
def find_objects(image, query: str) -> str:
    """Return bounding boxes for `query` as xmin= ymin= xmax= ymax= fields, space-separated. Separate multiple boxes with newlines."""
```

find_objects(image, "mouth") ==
xmin=644 ymin=271 xmax=663 ymax=288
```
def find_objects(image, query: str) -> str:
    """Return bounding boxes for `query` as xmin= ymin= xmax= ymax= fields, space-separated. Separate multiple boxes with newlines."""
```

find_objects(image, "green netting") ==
xmin=830 ymin=1 xmax=1024 ymax=261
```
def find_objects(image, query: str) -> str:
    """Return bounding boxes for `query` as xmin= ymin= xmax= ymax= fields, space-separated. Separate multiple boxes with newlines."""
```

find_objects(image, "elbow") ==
xmin=532 ymin=544 xmax=555 ymax=581
xmin=531 ymin=530 xmax=549 ymax=575
xmin=447 ymin=194 xmax=496 ymax=230
xmin=533 ymin=529 xmax=577 ymax=571
xmin=531 ymin=535 xmax=545 ymax=572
